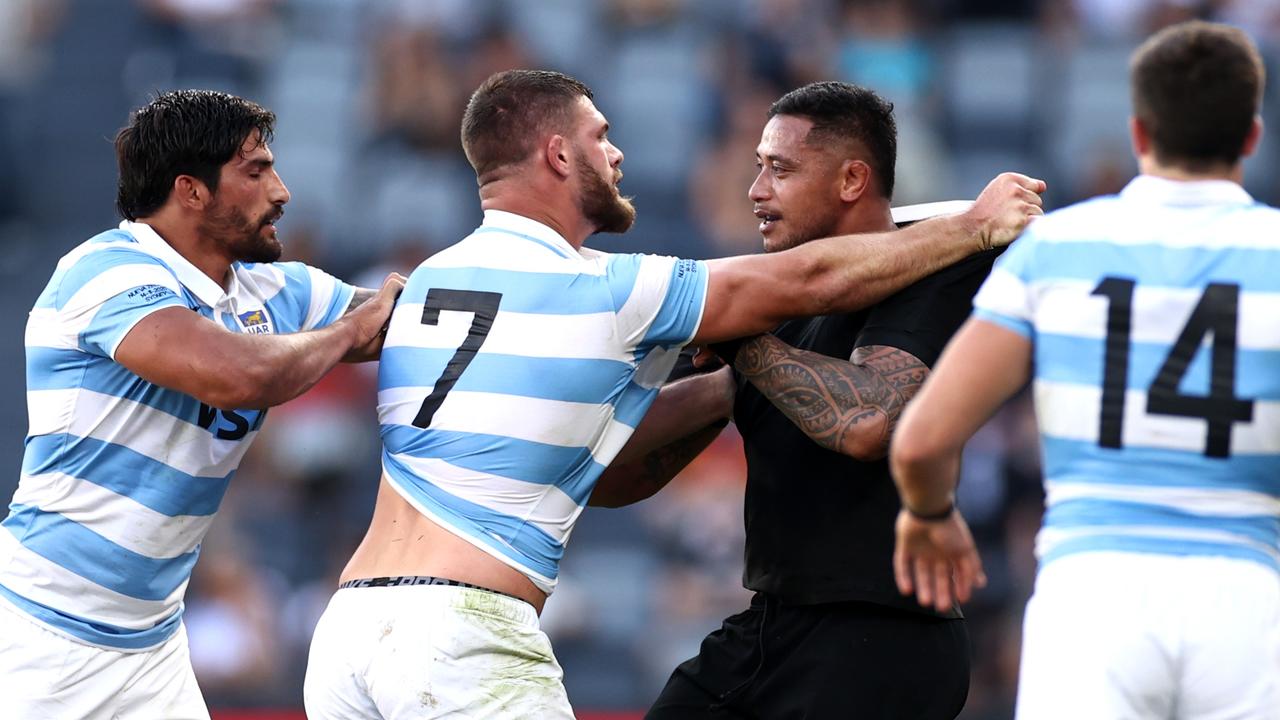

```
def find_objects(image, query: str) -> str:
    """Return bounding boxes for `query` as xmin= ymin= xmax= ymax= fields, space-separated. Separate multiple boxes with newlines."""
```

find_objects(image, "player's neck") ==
xmin=478 ymin=182 xmax=588 ymax=249
xmin=835 ymin=198 xmax=896 ymax=236
xmin=135 ymin=211 xmax=234 ymax=288
xmin=1139 ymin=156 xmax=1245 ymax=185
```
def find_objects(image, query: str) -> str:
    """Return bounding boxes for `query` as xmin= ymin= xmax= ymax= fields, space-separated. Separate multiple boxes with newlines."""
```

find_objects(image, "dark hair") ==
xmin=114 ymin=89 xmax=276 ymax=220
xmin=1130 ymin=21 xmax=1264 ymax=171
xmin=769 ymin=81 xmax=897 ymax=198
xmin=461 ymin=69 xmax=593 ymax=180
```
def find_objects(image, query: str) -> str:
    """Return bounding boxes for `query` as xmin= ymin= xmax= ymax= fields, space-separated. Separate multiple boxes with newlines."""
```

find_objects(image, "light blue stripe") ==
xmin=1036 ymin=333 xmax=1280 ymax=401
xmin=1025 ymin=240 xmax=1280 ymax=291
xmin=640 ymin=259 xmax=707 ymax=347
xmin=22 ymin=435 xmax=231 ymax=517
xmin=56 ymin=245 xmax=175 ymax=311
xmin=26 ymin=348 xmax=212 ymax=419
xmin=378 ymin=348 xmax=631 ymax=404
xmin=1045 ymin=498 xmax=1279 ymax=546
xmin=32 ymin=232 xmax=139 ymax=310
xmin=611 ymin=381 xmax=660 ymax=429
xmin=472 ymin=226 xmax=574 ymax=259
xmin=0 ymin=581 xmax=181 ymax=650
xmin=2 ymin=505 xmax=200 ymax=602
xmin=402 ymin=266 xmax=614 ymax=316
xmin=1039 ymin=533 xmax=1279 ymax=573
xmin=383 ymin=453 xmax=561 ymax=579
xmin=973 ymin=308 xmax=1033 ymax=338
xmin=604 ymin=253 xmax=644 ymax=313
xmin=1041 ymin=436 xmax=1280 ymax=496
xmin=381 ymin=425 xmax=599 ymax=489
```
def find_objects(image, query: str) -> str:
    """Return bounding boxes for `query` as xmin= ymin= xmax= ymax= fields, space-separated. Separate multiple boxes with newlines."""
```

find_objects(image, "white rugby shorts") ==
xmin=304 ymin=583 xmax=575 ymax=719
xmin=1016 ymin=551 xmax=1280 ymax=719
xmin=0 ymin=598 xmax=210 ymax=719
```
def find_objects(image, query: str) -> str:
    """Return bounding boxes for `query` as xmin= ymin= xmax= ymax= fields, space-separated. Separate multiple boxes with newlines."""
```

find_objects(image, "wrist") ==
xmin=904 ymin=498 xmax=955 ymax=522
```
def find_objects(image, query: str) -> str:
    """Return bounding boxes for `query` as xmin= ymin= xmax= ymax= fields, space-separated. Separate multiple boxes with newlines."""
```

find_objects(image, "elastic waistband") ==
xmin=339 ymin=575 xmax=522 ymax=603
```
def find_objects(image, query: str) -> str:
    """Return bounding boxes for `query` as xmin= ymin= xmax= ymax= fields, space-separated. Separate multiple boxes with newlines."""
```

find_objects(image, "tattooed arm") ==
xmin=589 ymin=422 xmax=727 ymax=508
xmin=341 ymin=274 xmax=406 ymax=362
xmin=346 ymin=287 xmax=378 ymax=313
xmin=590 ymin=367 xmax=734 ymax=508
xmin=734 ymin=335 xmax=929 ymax=461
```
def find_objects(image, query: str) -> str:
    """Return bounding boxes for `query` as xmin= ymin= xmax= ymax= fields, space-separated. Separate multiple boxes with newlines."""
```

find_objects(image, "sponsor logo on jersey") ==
xmin=237 ymin=309 xmax=272 ymax=334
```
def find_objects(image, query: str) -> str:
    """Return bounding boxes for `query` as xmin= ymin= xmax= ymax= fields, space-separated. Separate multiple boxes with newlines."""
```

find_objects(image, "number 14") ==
xmin=1092 ymin=277 xmax=1254 ymax=458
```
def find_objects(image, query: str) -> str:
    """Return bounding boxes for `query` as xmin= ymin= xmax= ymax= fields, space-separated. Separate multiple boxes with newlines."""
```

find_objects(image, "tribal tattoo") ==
xmin=345 ymin=287 xmax=378 ymax=314
xmin=735 ymin=335 xmax=928 ymax=459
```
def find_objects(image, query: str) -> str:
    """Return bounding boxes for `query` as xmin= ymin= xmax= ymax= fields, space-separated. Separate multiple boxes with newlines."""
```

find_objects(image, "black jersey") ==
xmin=733 ymin=250 xmax=1000 ymax=614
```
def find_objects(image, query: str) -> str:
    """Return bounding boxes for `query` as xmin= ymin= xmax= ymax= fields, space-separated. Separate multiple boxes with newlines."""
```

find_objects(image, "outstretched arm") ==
xmin=889 ymin=317 xmax=1032 ymax=612
xmin=691 ymin=173 xmax=1044 ymax=344
xmin=732 ymin=338 xmax=926 ymax=461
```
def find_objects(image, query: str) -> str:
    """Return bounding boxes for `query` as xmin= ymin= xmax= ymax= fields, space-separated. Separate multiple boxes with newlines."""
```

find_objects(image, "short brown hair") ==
xmin=1130 ymin=21 xmax=1264 ymax=171
xmin=461 ymin=70 xmax=593 ymax=180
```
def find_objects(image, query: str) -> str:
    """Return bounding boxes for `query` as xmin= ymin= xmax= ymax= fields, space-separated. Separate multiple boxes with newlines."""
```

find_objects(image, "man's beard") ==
xmin=577 ymin=152 xmax=636 ymax=234
xmin=201 ymin=198 xmax=283 ymax=264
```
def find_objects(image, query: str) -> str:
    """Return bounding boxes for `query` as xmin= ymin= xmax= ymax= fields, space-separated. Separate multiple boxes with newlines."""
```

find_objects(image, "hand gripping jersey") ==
xmin=377 ymin=210 xmax=708 ymax=593
xmin=0 ymin=221 xmax=353 ymax=650
xmin=974 ymin=175 xmax=1280 ymax=574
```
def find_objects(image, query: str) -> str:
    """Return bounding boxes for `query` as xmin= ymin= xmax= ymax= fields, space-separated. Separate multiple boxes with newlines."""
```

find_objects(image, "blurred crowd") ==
xmin=4 ymin=0 xmax=1280 ymax=716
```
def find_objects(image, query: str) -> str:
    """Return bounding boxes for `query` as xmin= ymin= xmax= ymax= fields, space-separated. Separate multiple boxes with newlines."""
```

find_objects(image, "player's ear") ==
xmin=545 ymin=135 xmax=572 ymax=179
xmin=1241 ymin=115 xmax=1263 ymax=159
xmin=172 ymin=174 xmax=211 ymax=211
xmin=1129 ymin=116 xmax=1151 ymax=158
xmin=839 ymin=159 xmax=871 ymax=203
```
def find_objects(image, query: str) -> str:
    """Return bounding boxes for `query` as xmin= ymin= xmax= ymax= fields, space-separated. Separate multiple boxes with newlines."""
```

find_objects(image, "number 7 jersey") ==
xmin=376 ymin=210 xmax=708 ymax=593
xmin=973 ymin=175 xmax=1280 ymax=575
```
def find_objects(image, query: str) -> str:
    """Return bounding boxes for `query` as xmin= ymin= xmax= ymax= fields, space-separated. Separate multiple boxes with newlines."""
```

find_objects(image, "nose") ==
xmin=270 ymin=170 xmax=291 ymax=205
xmin=609 ymin=143 xmax=624 ymax=168
xmin=748 ymin=168 xmax=770 ymax=203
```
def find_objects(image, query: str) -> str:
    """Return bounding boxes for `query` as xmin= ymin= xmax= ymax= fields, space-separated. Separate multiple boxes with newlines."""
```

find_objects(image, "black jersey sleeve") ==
xmin=854 ymin=248 xmax=1002 ymax=367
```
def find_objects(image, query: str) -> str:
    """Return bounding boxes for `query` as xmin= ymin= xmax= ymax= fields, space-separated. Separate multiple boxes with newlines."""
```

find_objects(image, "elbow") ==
xmin=199 ymin=365 xmax=274 ymax=410
xmin=837 ymin=416 xmax=890 ymax=462
xmin=889 ymin=422 xmax=949 ymax=488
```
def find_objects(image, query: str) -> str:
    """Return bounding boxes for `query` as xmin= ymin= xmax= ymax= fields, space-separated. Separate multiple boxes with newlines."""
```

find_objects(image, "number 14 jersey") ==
xmin=376 ymin=210 xmax=708 ymax=593
xmin=974 ymin=175 xmax=1280 ymax=575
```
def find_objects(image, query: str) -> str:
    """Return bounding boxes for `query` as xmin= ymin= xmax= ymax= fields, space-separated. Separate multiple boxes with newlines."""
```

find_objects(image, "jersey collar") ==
xmin=480 ymin=210 xmax=579 ymax=259
xmin=1120 ymin=174 xmax=1254 ymax=208
xmin=119 ymin=220 xmax=229 ymax=309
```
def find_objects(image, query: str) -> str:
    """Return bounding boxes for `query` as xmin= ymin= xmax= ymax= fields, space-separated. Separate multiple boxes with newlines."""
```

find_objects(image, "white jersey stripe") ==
xmin=12 ymin=472 xmax=213 ymax=559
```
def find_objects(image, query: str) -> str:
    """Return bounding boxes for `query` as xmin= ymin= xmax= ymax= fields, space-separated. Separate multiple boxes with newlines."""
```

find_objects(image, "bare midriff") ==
xmin=340 ymin=474 xmax=548 ymax=613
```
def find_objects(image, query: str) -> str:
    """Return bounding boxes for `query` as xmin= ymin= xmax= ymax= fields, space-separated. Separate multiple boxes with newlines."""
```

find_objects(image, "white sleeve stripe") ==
xmin=304 ymin=266 xmax=337 ymax=331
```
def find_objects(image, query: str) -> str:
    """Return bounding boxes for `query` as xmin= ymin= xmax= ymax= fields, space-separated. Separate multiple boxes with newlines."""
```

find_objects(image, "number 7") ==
xmin=412 ymin=288 xmax=503 ymax=429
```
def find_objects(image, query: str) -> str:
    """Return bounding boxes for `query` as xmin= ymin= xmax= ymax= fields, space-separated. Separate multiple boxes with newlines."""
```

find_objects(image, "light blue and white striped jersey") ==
xmin=0 ymin=220 xmax=354 ymax=650
xmin=377 ymin=210 xmax=708 ymax=593
xmin=974 ymin=175 xmax=1280 ymax=574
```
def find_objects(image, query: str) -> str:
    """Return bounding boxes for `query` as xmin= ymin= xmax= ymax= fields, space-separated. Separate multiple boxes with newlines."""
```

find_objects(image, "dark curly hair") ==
xmin=114 ymin=89 xmax=276 ymax=220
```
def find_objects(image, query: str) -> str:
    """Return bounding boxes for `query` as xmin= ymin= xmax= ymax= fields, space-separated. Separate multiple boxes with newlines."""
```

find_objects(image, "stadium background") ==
xmin=2 ymin=0 xmax=1278 ymax=718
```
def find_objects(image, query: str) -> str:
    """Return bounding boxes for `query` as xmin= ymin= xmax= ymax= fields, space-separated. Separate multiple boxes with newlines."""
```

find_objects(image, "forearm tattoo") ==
xmin=638 ymin=422 xmax=725 ymax=494
xmin=735 ymin=336 xmax=928 ymax=456
xmin=345 ymin=287 xmax=377 ymax=314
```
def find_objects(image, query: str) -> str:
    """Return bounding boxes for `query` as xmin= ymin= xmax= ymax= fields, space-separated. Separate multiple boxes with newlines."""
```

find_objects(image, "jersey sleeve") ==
xmin=273 ymin=261 xmax=357 ymax=332
xmin=970 ymin=225 xmax=1041 ymax=338
xmin=606 ymin=253 xmax=709 ymax=349
xmin=57 ymin=247 xmax=187 ymax=360
xmin=855 ymin=249 xmax=1000 ymax=367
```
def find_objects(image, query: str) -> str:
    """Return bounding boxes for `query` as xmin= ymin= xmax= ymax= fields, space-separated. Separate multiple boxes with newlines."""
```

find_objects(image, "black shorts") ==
xmin=646 ymin=594 xmax=970 ymax=720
